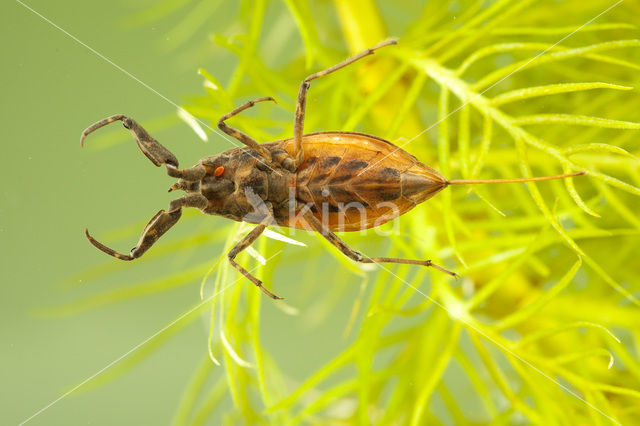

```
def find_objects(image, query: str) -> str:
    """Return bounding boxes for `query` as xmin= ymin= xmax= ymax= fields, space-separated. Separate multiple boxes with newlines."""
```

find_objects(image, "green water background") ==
xmin=2 ymin=2 xmax=347 ymax=424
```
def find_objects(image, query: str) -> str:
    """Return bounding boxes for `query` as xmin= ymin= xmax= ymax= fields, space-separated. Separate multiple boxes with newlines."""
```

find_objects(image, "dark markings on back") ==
xmin=310 ymin=156 xmax=342 ymax=184
xmin=343 ymin=159 xmax=368 ymax=173
xmin=303 ymin=156 xmax=318 ymax=170
xmin=381 ymin=167 xmax=401 ymax=179
xmin=323 ymin=156 xmax=341 ymax=167
xmin=378 ymin=189 xmax=400 ymax=201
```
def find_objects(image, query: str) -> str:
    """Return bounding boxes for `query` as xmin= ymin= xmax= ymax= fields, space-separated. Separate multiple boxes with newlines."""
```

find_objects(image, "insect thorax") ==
xmin=196 ymin=146 xmax=295 ymax=224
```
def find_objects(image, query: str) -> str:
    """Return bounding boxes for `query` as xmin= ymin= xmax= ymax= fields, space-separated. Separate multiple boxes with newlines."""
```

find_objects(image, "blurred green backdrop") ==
xmin=3 ymin=0 xmax=640 ymax=425
xmin=2 ymin=1 xmax=223 ymax=425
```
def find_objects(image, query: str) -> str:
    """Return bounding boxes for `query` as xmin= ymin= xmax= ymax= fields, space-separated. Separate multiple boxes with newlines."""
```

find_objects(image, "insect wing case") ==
xmin=276 ymin=131 xmax=447 ymax=231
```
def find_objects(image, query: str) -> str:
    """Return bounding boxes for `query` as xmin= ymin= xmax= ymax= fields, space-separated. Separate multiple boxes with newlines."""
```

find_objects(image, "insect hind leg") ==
xmin=303 ymin=211 xmax=457 ymax=278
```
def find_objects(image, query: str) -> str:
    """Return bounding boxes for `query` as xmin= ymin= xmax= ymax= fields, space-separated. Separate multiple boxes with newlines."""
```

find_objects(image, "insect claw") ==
xmin=427 ymin=260 xmax=458 ymax=278
xmin=257 ymin=281 xmax=283 ymax=300
xmin=85 ymin=228 xmax=134 ymax=261
xmin=255 ymin=96 xmax=277 ymax=105
xmin=441 ymin=271 xmax=459 ymax=279
xmin=266 ymin=291 xmax=284 ymax=300
xmin=80 ymin=114 xmax=126 ymax=148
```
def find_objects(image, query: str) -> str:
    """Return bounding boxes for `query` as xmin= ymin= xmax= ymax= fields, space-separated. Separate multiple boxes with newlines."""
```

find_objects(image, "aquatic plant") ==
xmin=70 ymin=0 xmax=640 ymax=423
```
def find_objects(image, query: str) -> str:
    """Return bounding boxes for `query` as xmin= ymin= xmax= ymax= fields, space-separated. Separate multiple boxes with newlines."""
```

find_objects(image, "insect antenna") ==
xmin=447 ymin=171 xmax=586 ymax=185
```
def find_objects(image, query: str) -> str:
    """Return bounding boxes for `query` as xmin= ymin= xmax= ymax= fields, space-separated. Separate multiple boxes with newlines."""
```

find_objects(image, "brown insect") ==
xmin=81 ymin=40 xmax=585 ymax=299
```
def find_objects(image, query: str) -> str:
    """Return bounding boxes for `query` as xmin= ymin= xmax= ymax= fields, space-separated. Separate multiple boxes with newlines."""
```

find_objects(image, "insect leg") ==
xmin=86 ymin=193 xmax=207 ymax=261
xmin=168 ymin=193 xmax=207 ymax=212
xmin=293 ymin=39 xmax=397 ymax=166
xmin=228 ymin=220 xmax=282 ymax=300
xmin=80 ymin=115 xmax=206 ymax=181
xmin=86 ymin=210 xmax=181 ymax=261
xmin=218 ymin=97 xmax=276 ymax=163
xmin=303 ymin=211 xmax=458 ymax=278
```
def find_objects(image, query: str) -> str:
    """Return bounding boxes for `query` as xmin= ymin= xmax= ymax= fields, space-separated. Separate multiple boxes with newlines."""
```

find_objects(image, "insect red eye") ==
xmin=214 ymin=166 xmax=225 ymax=177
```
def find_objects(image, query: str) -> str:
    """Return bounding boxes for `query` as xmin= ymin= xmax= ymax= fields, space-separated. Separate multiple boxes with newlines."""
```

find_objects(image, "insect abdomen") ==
xmin=274 ymin=132 xmax=447 ymax=231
